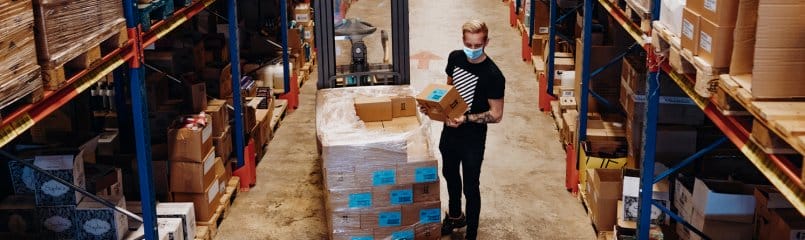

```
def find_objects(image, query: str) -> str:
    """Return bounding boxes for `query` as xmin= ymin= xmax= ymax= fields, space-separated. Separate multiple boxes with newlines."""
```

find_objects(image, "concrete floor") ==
xmin=217 ymin=0 xmax=596 ymax=239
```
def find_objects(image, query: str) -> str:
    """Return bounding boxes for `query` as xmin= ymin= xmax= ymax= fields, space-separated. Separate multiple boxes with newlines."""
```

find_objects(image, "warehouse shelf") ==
xmin=596 ymin=0 xmax=648 ymax=47
xmin=143 ymin=0 xmax=220 ymax=46
xmin=0 ymin=43 xmax=134 ymax=148
xmin=660 ymin=62 xmax=805 ymax=215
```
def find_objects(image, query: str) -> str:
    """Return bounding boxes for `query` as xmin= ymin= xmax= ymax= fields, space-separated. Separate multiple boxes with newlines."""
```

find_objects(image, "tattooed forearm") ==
xmin=466 ymin=111 xmax=497 ymax=124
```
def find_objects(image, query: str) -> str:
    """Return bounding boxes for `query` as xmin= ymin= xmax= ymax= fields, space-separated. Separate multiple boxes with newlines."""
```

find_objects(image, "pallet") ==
xmin=664 ymin=46 xmax=729 ymax=98
xmin=137 ymin=0 xmax=176 ymax=31
xmin=270 ymin=99 xmax=288 ymax=136
xmin=651 ymin=21 xmax=681 ymax=53
xmin=220 ymin=176 xmax=241 ymax=218
xmin=720 ymin=74 xmax=805 ymax=157
xmin=0 ymin=67 xmax=44 ymax=121
xmin=194 ymin=226 xmax=211 ymax=240
xmin=41 ymin=24 xmax=128 ymax=91
xmin=622 ymin=1 xmax=652 ymax=34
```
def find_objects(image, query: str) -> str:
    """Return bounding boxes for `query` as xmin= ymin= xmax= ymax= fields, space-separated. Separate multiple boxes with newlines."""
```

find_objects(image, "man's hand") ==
xmin=419 ymin=105 xmax=430 ymax=114
xmin=445 ymin=115 xmax=466 ymax=128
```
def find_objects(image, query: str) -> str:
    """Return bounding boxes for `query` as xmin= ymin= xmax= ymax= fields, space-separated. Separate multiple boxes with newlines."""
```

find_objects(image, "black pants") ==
xmin=439 ymin=123 xmax=487 ymax=239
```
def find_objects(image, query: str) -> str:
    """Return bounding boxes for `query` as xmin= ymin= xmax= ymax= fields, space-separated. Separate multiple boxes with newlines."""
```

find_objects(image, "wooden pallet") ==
xmin=622 ymin=1 xmax=652 ymax=34
xmin=220 ymin=176 xmax=241 ymax=218
xmin=720 ymin=74 xmax=805 ymax=157
xmin=660 ymin=43 xmax=730 ymax=98
xmin=41 ymin=24 xmax=128 ymax=91
xmin=270 ymin=99 xmax=288 ymax=137
xmin=194 ymin=226 xmax=211 ymax=240
xmin=137 ymin=0 xmax=176 ymax=31
xmin=0 ymin=67 xmax=44 ymax=121
xmin=651 ymin=21 xmax=681 ymax=53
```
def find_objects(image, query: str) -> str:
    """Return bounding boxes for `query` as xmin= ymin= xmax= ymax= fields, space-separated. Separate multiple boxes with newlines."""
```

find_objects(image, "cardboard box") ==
xmin=531 ymin=34 xmax=548 ymax=56
xmin=332 ymin=230 xmax=373 ymax=240
xmin=373 ymin=226 xmax=413 ymax=240
xmin=555 ymin=57 xmax=575 ymax=71
xmin=373 ymin=185 xmax=414 ymax=208
xmin=391 ymin=97 xmax=417 ymax=118
xmin=184 ymin=77 xmax=208 ymax=113
xmin=622 ymin=170 xmax=670 ymax=225
xmin=294 ymin=3 xmax=311 ymax=22
xmin=397 ymin=160 xmax=438 ymax=184
xmin=204 ymin=104 xmax=228 ymax=137
xmin=168 ymin=121 xmax=214 ymax=162
xmin=328 ymin=211 xmax=361 ymax=231
xmin=681 ymin=8 xmax=701 ymax=55
xmin=156 ymin=218 xmax=184 ymax=240
xmin=413 ymin=182 xmax=440 ymax=203
xmin=753 ymin=185 xmax=804 ymax=240
xmin=172 ymin=174 xmax=223 ymax=221
xmin=354 ymin=97 xmax=393 ymax=122
xmin=37 ymin=205 xmax=77 ymax=239
xmin=156 ymin=202 xmax=196 ymax=240
xmin=401 ymin=201 xmax=441 ymax=226
xmin=326 ymin=187 xmax=373 ymax=211
xmin=75 ymin=195 xmax=127 ymax=240
xmin=674 ymin=176 xmax=695 ymax=221
xmin=688 ymin=178 xmax=755 ymax=240
xmin=8 ymin=159 xmax=36 ymax=195
xmin=97 ymin=130 xmax=119 ymax=157
xmin=588 ymin=169 xmax=623 ymax=231
xmin=0 ymin=195 xmax=39 ymax=235
xmin=728 ymin=0 xmax=759 ymax=75
xmin=360 ymin=206 xmax=403 ymax=229
xmin=532 ymin=2 xmax=550 ymax=34
xmin=697 ymin=18 xmax=735 ymax=68
xmin=415 ymin=223 xmax=442 ymax=239
xmin=415 ymin=83 xmax=468 ymax=122
xmin=687 ymin=0 xmax=740 ymax=26
xmin=151 ymin=160 xmax=170 ymax=198
xmin=660 ymin=0 xmax=687 ymax=37
xmin=33 ymin=153 xmax=86 ymax=206
xmin=170 ymin=150 xmax=223 ymax=193
xmin=749 ymin=0 xmax=805 ymax=98
xmin=212 ymin=126 xmax=232 ymax=161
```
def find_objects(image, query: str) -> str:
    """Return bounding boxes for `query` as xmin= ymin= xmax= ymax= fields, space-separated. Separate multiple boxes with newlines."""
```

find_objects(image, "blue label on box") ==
xmin=390 ymin=189 xmax=413 ymax=205
xmin=427 ymin=89 xmax=447 ymax=101
xmin=391 ymin=229 xmax=414 ymax=240
xmin=420 ymin=208 xmax=441 ymax=223
xmin=372 ymin=169 xmax=396 ymax=186
xmin=378 ymin=211 xmax=402 ymax=227
xmin=348 ymin=192 xmax=372 ymax=208
xmin=414 ymin=167 xmax=438 ymax=183
xmin=351 ymin=236 xmax=374 ymax=240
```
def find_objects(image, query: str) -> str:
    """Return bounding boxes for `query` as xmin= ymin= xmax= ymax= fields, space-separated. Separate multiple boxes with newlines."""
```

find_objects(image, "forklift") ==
xmin=313 ymin=0 xmax=410 ymax=89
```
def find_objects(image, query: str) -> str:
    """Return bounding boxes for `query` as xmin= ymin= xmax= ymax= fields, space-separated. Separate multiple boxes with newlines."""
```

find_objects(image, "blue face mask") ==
xmin=463 ymin=46 xmax=484 ymax=60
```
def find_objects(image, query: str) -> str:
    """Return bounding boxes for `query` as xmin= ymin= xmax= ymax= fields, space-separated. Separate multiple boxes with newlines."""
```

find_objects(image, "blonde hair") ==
xmin=462 ymin=20 xmax=489 ymax=40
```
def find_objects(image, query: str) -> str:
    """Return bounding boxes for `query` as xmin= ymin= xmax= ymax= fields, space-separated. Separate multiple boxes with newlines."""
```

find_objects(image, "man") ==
xmin=425 ymin=20 xmax=505 ymax=240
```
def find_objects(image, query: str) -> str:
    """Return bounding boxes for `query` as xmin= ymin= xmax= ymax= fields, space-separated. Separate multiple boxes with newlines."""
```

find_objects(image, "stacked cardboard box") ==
xmin=167 ymin=114 xmax=226 ymax=222
xmin=680 ymin=0 xmax=742 ymax=68
xmin=0 ymin=0 xmax=43 ymax=110
xmin=317 ymin=86 xmax=441 ymax=240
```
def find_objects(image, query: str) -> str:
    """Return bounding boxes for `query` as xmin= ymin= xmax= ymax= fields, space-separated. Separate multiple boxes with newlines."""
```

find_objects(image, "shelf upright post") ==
xmin=281 ymin=0 xmax=291 ymax=94
xmin=546 ymin=0 xmax=556 ymax=95
xmin=528 ymin=0 xmax=536 ymax=47
xmin=122 ymin=0 xmax=158 ymax=238
xmin=577 ymin=0 xmax=593 ymax=156
xmin=227 ymin=0 xmax=245 ymax=168
xmin=113 ymin=68 xmax=133 ymax=150
xmin=637 ymin=1 xmax=662 ymax=239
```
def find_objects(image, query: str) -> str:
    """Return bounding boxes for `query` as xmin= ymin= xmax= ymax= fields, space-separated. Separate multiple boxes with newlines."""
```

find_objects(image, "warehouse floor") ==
xmin=217 ymin=0 xmax=595 ymax=239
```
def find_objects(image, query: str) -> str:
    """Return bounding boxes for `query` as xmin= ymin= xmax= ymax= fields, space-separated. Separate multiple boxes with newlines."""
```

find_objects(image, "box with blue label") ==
xmin=373 ymin=226 xmax=414 ymax=240
xmin=326 ymin=187 xmax=374 ymax=211
xmin=332 ymin=229 xmax=373 ymax=240
xmin=415 ymin=83 xmax=468 ymax=122
xmin=360 ymin=206 xmax=402 ymax=229
xmin=354 ymin=163 xmax=399 ymax=188
xmin=372 ymin=185 xmax=413 ymax=208
xmin=75 ymin=195 xmax=128 ymax=240
xmin=402 ymin=201 xmax=441 ymax=226
xmin=397 ymin=160 xmax=439 ymax=184
xmin=33 ymin=152 xmax=86 ymax=206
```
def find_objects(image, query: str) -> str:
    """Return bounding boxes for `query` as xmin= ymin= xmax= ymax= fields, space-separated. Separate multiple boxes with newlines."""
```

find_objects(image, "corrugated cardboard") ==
xmin=697 ymin=18 xmax=735 ymax=68
xmin=360 ymin=206 xmax=402 ymax=229
xmin=681 ymin=8 xmax=701 ymax=55
xmin=33 ymin=152 xmax=86 ymax=206
xmin=373 ymin=185 xmax=414 ymax=208
xmin=156 ymin=202 xmax=196 ymax=240
xmin=156 ymin=218 xmax=184 ymax=240
xmin=373 ymin=226 xmax=413 ymax=240
xmin=415 ymin=223 xmax=442 ymax=239
xmin=413 ymin=182 xmax=440 ymax=203
xmin=168 ymin=122 xmax=213 ymax=163
xmin=415 ymin=84 xmax=468 ymax=122
xmin=622 ymin=169 xmax=670 ymax=225
xmin=397 ymin=160 xmax=438 ymax=185
xmin=213 ymin=126 xmax=232 ymax=161
xmin=391 ymin=97 xmax=417 ymax=118
xmin=401 ymin=201 xmax=441 ymax=226
xmin=75 ymin=195 xmax=127 ymax=240
xmin=329 ymin=211 xmax=361 ymax=231
xmin=172 ymin=174 xmax=223 ymax=221
xmin=688 ymin=0 xmax=740 ymax=26
xmin=660 ymin=0 xmax=687 ymax=37
xmin=728 ymin=0 xmax=759 ymax=75
xmin=169 ymin=150 xmax=223 ymax=193
xmin=691 ymin=178 xmax=756 ymax=223
xmin=326 ymin=187 xmax=373 ymax=211
xmin=750 ymin=0 xmax=805 ymax=98
xmin=204 ymin=104 xmax=228 ymax=137
xmin=589 ymin=169 xmax=623 ymax=231
xmin=756 ymin=207 xmax=805 ymax=240
xmin=354 ymin=97 xmax=393 ymax=122
xmin=332 ymin=230 xmax=373 ymax=240
xmin=0 ymin=195 xmax=39 ymax=235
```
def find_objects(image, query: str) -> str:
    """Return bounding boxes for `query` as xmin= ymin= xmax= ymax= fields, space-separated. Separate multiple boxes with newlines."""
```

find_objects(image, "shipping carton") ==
xmin=687 ymin=0 xmax=740 ymax=26
xmin=413 ymin=182 xmax=440 ymax=203
xmin=373 ymin=185 xmax=414 ymax=208
xmin=329 ymin=211 xmax=361 ymax=231
xmin=689 ymin=178 xmax=755 ymax=240
xmin=170 ymin=150 xmax=223 ymax=193
xmin=588 ymin=169 xmax=623 ymax=231
xmin=354 ymin=97 xmax=393 ymax=122
xmin=157 ymin=218 xmax=184 ymax=240
xmin=391 ymin=97 xmax=417 ymax=118
xmin=360 ymin=206 xmax=402 ymax=229
xmin=397 ymin=160 xmax=438 ymax=184
xmin=204 ymin=104 xmax=228 ymax=137
xmin=37 ymin=205 xmax=77 ymax=239
xmin=659 ymin=0 xmax=686 ymax=37
xmin=75 ymin=195 xmax=127 ymax=240
xmin=294 ymin=3 xmax=311 ymax=22
xmin=156 ymin=202 xmax=196 ymax=240
xmin=415 ymin=84 xmax=468 ymax=122
xmin=0 ymin=195 xmax=39 ymax=235
xmin=172 ymin=174 xmax=223 ymax=221
xmin=749 ymin=0 xmax=805 ymax=98
xmin=34 ymin=153 xmax=86 ymax=206
xmin=168 ymin=121 xmax=214 ymax=162
xmin=622 ymin=170 xmax=670 ymax=225
xmin=681 ymin=8 xmax=701 ymax=55
xmin=326 ymin=187 xmax=374 ymax=211
xmin=697 ymin=18 xmax=735 ymax=68
xmin=373 ymin=226 xmax=413 ymax=240
xmin=401 ymin=201 xmax=441 ymax=226
xmin=213 ymin=126 xmax=232 ymax=161
xmin=728 ymin=0 xmax=759 ymax=75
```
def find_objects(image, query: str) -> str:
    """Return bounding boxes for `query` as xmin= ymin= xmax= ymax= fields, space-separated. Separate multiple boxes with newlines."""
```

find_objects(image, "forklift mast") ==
xmin=313 ymin=0 xmax=410 ymax=89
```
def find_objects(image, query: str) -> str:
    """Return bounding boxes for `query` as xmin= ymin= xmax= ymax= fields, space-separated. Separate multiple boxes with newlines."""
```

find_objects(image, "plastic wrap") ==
xmin=0 ymin=0 xmax=41 ymax=109
xmin=33 ymin=0 xmax=125 ymax=68
xmin=328 ymin=201 xmax=442 ymax=240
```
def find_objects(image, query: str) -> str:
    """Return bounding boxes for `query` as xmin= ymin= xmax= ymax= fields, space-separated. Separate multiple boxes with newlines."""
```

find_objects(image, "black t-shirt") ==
xmin=444 ymin=50 xmax=505 ymax=115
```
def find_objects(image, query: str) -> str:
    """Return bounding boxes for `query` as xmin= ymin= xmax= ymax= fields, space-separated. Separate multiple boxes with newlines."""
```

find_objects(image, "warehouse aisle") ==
xmin=218 ymin=1 xmax=595 ymax=239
